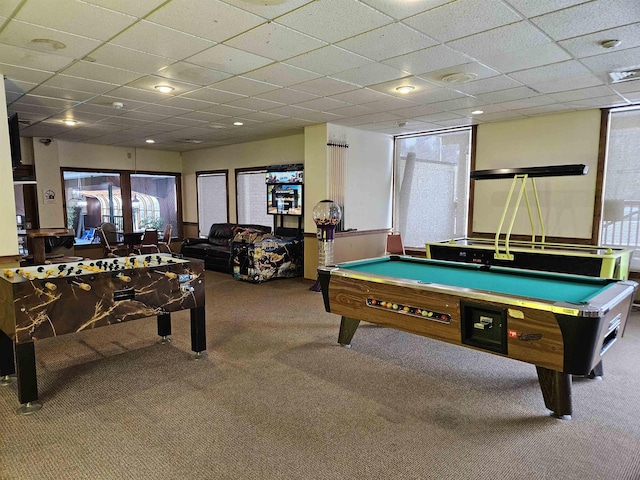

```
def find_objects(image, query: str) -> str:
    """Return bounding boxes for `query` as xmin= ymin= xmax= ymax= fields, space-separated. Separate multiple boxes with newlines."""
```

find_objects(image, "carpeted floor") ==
xmin=1 ymin=271 xmax=639 ymax=480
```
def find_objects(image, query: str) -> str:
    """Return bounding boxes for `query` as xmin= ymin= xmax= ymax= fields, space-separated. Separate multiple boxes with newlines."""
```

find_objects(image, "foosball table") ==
xmin=0 ymin=253 xmax=206 ymax=414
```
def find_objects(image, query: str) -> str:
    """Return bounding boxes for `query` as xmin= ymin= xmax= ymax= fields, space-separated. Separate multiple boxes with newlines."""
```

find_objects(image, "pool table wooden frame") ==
xmin=318 ymin=255 xmax=637 ymax=419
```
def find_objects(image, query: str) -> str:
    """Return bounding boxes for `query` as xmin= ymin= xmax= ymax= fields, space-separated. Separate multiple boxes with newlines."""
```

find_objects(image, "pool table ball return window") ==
xmin=318 ymin=255 xmax=638 ymax=419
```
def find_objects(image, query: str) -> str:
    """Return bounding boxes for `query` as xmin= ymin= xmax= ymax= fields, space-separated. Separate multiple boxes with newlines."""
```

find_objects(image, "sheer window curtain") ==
xmin=394 ymin=129 xmax=472 ymax=248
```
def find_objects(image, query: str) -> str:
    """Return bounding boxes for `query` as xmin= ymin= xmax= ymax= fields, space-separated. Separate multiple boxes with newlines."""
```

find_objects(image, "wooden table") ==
xmin=24 ymin=229 xmax=75 ymax=264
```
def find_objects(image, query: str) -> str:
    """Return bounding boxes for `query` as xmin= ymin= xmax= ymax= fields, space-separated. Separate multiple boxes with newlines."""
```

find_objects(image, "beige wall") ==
xmin=473 ymin=110 xmax=600 ymax=240
xmin=181 ymin=134 xmax=305 ymax=227
xmin=0 ymin=81 xmax=19 ymax=266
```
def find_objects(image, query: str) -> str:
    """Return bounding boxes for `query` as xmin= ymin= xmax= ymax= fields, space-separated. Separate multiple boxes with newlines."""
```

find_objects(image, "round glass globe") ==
xmin=312 ymin=200 xmax=342 ymax=226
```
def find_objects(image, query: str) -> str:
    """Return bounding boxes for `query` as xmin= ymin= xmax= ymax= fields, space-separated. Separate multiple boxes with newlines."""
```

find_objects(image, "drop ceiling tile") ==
xmin=235 ymin=111 xmax=289 ymax=123
xmin=271 ymin=118 xmax=315 ymax=128
xmin=453 ymin=75 xmax=523 ymax=95
xmin=182 ymin=87 xmax=245 ymax=104
xmin=222 ymin=0 xmax=314 ymax=20
xmin=404 ymin=87 xmax=467 ymax=105
xmin=361 ymin=97 xmax=420 ymax=113
xmin=134 ymin=103 xmax=191 ymax=117
xmin=225 ymin=23 xmax=326 ymax=61
xmin=90 ymin=43 xmax=174 ymax=74
xmin=477 ymin=86 xmax=540 ymax=103
xmin=610 ymin=81 xmax=640 ymax=94
xmin=0 ymin=1 xmax=20 ymax=16
xmin=14 ymin=0 xmax=137 ymax=41
xmin=446 ymin=22 xmax=551 ymax=60
xmin=470 ymin=110 xmax=527 ymax=122
xmin=284 ymin=46 xmax=372 ymax=76
xmin=47 ymin=111 xmax=109 ymax=123
xmin=147 ymin=0 xmax=265 ymax=43
xmin=413 ymin=111 xmax=466 ymax=123
xmin=359 ymin=0 xmax=451 ymax=21
xmin=515 ymin=104 xmax=575 ymax=116
xmin=7 ymin=102 xmax=62 ymax=117
xmin=156 ymin=117 xmax=212 ymax=128
xmin=82 ymin=0 xmax=168 ymax=17
xmin=255 ymin=88 xmax=319 ymax=104
xmin=580 ymin=46 xmax=640 ymax=73
xmin=531 ymin=0 xmax=640 ymax=41
xmin=111 ymin=20 xmax=215 ymax=60
xmin=324 ymin=104 xmax=376 ymax=117
xmin=503 ymin=0 xmax=589 ymax=17
xmin=288 ymin=110 xmax=343 ymax=123
xmin=385 ymin=104 xmax=441 ymax=118
xmin=480 ymin=43 xmax=572 ymax=73
xmin=199 ymin=104 xmax=255 ymax=118
xmin=19 ymin=123 xmax=69 ymax=137
xmin=276 ymin=0 xmax=392 ymax=43
xmin=262 ymin=105 xmax=315 ymax=117
xmin=548 ymin=85 xmax=616 ymax=102
xmin=14 ymin=94 xmax=78 ymax=110
xmin=336 ymin=23 xmax=436 ymax=62
xmin=328 ymin=88 xmax=394 ymax=104
xmin=158 ymin=95 xmax=217 ymax=110
xmin=242 ymin=63 xmax=320 ymax=87
xmin=290 ymin=77 xmax=359 ymax=96
xmin=126 ymin=75 xmax=201 ymax=95
xmin=293 ymin=97 xmax=349 ymax=111
xmin=225 ymin=97 xmax=284 ymax=111
xmin=0 ymin=20 xmax=102 ymax=60
xmin=566 ymin=95 xmax=629 ymax=108
xmin=5 ymin=90 xmax=23 ymax=103
xmin=3 ymin=78 xmax=37 ymax=95
xmin=382 ymin=45 xmax=471 ymax=76
xmin=405 ymin=0 xmax=523 ymax=43
xmin=0 ymin=63 xmax=54 ymax=84
xmin=156 ymin=62 xmax=233 ymax=86
xmin=340 ymin=111 xmax=403 ymax=125
xmin=418 ymin=62 xmax=500 ymax=86
xmin=559 ymin=24 xmax=640 ymax=58
xmin=187 ymin=44 xmax=273 ymax=75
xmin=41 ymin=74 xmax=117 ymax=95
xmin=60 ymin=61 xmax=142 ymax=85
xmin=100 ymin=85 xmax=168 ymax=103
xmin=330 ymin=63 xmax=409 ymax=87
xmin=175 ymin=111 xmax=230 ymax=123
xmin=494 ymin=96 xmax=557 ymax=111
xmin=508 ymin=60 xmax=593 ymax=85
xmin=210 ymin=76 xmax=280 ymax=97
xmin=0 ymin=43 xmax=74 ymax=71
xmin=118 ymin=110 xmax=168 ymax=122
xmin=619 ymin=91 xmax=640 ymax=102
xmin=27 ymin=85 xmax=96 ymax=102
xmin=427 ymin=96 xmax=486 ymax=111
xmin=367 ymin=76 xmax=438 ymax=97
xmin=528 ymin=73 xmax=604 ymax=94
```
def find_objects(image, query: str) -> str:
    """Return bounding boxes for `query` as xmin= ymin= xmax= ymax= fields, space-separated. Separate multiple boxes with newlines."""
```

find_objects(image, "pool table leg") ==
xmin=588 ymin=360 xmax=603 ymax=380
xmin=338 ymin=316 xmax=360 ymax=347
xmin=535 ymin=366 xmax=572 ymax=420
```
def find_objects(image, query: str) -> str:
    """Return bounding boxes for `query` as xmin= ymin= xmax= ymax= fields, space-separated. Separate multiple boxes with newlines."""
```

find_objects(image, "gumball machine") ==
xmin=310 ymin=199 xmax=342 ymax=291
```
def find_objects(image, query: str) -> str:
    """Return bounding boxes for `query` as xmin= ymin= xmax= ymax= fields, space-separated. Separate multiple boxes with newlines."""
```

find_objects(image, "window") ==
xmin=63 ymin=169 xmax=181 ymax=245
xmin=236 ymin=169 xmax=271 ymax=228
xmin=601 ymin=107 xmax=640 ymax=270
xmin=394 ymin=128 xmax=472 ymax=248
xmin=131 ymin=173 xmax=178 ymax=238
xmin=197 ymin=171 xmax=228 ymax=236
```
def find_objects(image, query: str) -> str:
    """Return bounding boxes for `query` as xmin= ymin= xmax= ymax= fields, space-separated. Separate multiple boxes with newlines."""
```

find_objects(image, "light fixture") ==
xmin=63 ymin=119 xmax=78 ymax=126
xmin=132 ymin=195 xmax=141 ymax=207
xmin=471 ymin=110 xmax=484 ymax=115
xmin=145 ymin=139 xmax=155 ymax=144
xmin=395 ymin=85 xmax=415 ymax=94
xmin=441 ymin=72 xmax=478 ymax=85
xmin=233 ymin=121 xmax=244 ymax=126
xmin=112 ymin=102 xmax=124 ymax=109
xmin=154 ymin=85 xmax=175 ymax=93
xmin=30 ymin=38 xmax=66 ymax=51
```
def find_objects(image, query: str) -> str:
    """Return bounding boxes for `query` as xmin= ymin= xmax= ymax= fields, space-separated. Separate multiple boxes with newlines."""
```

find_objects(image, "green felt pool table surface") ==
xmin=338 ymin=256 xmax=615 ymax=304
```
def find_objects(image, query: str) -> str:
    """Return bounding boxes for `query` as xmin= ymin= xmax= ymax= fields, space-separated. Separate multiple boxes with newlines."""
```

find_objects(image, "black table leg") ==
xmin=588 ymin=360 xmax=604 ymax=379
xmin=190 ymin=306 xmax=206 ymax=357
xmin=536 ymin=366 xmax=572 ymax=420
xmin=15 ymin=341 xmax=42 ymax=414
xmin=157 ymin=313 xmax=172 ymax=344
xmin=338 ymin=316 xmax=360 ymax=347
xmin=0 ymin=330 xmax=16 ymax=376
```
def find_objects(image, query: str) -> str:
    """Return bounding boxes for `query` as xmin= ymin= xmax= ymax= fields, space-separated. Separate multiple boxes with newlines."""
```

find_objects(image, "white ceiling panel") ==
xmin=147 ymin=0 xmax=265 ymax=43
xmin=276 ymin=0 xmax=392 ymax=43
xmin=3 ymin=0 xmax=639 ymax=149
xmin=225 ymin=23 xmax=326 ymax=61
xmin=405 ymin=0 xmax=523 ymax=43
xmin=14 ymin=0 xmax=137 ymax=41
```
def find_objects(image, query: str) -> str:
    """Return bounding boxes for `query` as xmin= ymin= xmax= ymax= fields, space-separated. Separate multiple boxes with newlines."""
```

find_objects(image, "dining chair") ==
xmin=135 ymin=229 xmax=160 ymax=254
xmin=158 ymin=224 xmax=173 ymax=253
xmin=97 ymin=227 xmax=129 ymax=257
xmin=386 ymin=232 xmax=405 ymax=255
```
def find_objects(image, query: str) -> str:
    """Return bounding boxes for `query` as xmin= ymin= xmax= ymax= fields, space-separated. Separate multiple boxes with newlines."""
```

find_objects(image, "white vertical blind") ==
xmin=394 ymin=128 xmax=471 ymax=247
xmin=602 ymin=107 xmax=640 ymax=270
xmin=237 ymin=170 xmax=272 ymax=228
xmin=197 ymin=172 xmax=228 ymax=236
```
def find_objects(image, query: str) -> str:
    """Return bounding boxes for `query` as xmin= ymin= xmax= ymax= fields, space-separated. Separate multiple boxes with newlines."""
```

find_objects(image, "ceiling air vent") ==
xmin=608 ymin=70 xmax=640 ymax=83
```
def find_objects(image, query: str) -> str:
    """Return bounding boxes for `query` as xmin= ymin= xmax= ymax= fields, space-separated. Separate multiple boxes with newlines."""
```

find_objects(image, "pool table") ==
xmin=318 ymin=255 xmax=638 ymax=419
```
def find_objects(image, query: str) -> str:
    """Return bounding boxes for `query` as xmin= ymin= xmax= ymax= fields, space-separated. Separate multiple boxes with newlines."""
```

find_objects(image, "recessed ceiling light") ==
xmin=441 ymin=73 xmax=478 ymax=85
xmin=471 ymin=110 xmax=484 ymax=115
xmin=155 ymin=85 xmax=175 ymax=93
xmin=63 ymin=119 xmax=78 ymax=126
xmin=145 ymin=139 xmax=155 ymax=144
xmin=395 ymin=85 xmax=415 ymax=94
xmin=209 ymin=124 xmax=227 ymax=129
xmin=233 ymin=121 xmax=244 ymax=126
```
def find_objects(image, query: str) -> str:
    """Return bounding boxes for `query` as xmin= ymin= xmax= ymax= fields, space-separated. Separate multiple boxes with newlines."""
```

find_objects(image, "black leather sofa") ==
xmin=181 ymin=223 xmax=272 ymax=272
